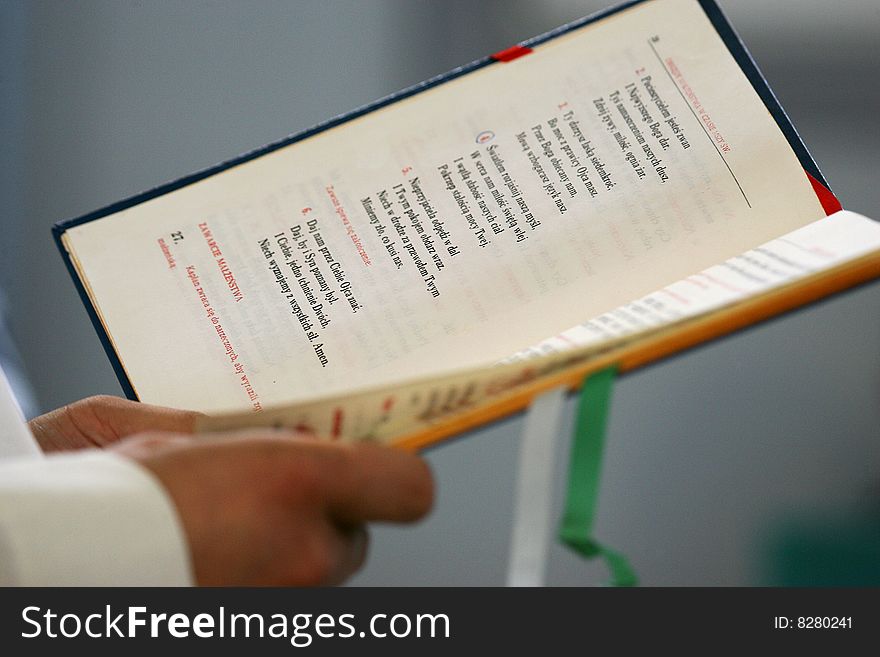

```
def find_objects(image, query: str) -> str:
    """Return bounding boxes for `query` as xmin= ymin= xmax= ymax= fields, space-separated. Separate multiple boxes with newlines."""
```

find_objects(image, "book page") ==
xmin=507 ymin=211 xmax=880 ymax=360
xmin=198 ymin=212 xmax=880 ymax=443
xmin=63 ymin=0 xmax=826 ymax=413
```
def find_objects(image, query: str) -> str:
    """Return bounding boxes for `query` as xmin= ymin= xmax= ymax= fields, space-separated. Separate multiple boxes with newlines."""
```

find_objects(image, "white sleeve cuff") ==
xmin=0 ymin=450 xmax=194 ymax=586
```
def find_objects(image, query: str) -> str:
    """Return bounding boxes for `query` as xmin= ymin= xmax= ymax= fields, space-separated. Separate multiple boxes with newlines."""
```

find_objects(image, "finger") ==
xmin=317 ymin=443 xmax=434 ymax=524
xmin=110 ymin=432 xmax=196 ymax=459
xmin=93 ymin=396 xmax=203 ymax=437
xmin=326 ymin=524 xmax=369 ymax=585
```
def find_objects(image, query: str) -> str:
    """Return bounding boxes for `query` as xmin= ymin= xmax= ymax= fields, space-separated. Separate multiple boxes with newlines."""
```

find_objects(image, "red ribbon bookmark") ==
xmin=491 ymin=45 xmax=533 ymax=62
xmin=806 ymin=171 xmax=842 ymax=216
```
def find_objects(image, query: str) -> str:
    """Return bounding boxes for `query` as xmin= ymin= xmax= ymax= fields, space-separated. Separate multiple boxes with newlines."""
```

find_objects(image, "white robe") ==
xmin=0 ymin=365 xmax=193 ymax=585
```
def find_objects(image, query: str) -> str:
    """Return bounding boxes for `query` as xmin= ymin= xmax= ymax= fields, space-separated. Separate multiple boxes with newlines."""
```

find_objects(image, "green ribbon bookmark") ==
xmin=559 ymin=364 xmax=638 ymax=587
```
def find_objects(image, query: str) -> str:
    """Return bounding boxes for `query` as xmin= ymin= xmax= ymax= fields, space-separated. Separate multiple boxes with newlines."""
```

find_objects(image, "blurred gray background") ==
xmin=1 ymin=0 xmax=878 ymax=585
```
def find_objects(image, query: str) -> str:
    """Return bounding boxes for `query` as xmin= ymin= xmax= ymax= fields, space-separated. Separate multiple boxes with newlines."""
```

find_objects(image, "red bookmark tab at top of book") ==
xmin=491 ymin=44 xmax=533 ymax=62
xmin=806 ymin=171 xmax=843 ymax=216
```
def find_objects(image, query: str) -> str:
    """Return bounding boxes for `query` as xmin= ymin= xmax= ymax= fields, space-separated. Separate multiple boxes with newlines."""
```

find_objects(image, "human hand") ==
xmin=113 ymin=430 xmax=433 ymax=586
xmin=28 ymin=395 xmax=200 ymax=453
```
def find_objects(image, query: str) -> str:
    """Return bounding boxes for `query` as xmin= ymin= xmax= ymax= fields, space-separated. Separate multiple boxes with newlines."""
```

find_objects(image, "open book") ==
xmin=55 ymin=0 xmax=880 ymax=450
